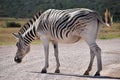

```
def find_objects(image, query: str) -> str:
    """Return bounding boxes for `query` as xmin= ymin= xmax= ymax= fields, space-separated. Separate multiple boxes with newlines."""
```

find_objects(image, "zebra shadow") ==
xmin=29 ymin=71 xmax=120 ymax=80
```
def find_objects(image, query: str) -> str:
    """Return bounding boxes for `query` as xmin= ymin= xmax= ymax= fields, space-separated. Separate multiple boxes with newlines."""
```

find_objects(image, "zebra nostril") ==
xmin=14 ymin=57 xmax=22 ymax=63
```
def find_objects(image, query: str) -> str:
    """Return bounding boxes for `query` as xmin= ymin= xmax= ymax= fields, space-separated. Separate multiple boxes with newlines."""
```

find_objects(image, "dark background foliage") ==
xmin=0 ymin=0 xmax=120 ymax=21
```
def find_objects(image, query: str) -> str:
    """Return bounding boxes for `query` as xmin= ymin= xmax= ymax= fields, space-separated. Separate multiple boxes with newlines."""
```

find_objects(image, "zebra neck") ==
xmin=23 ymin=35 xmax=34 ymax=46
xmin=18 ymin=11 xmax=42 ymax=45
xmin=19 ymin=17 xmax=41 ymax=45
xmin=22 ymin=26 xmax=37 ymax=45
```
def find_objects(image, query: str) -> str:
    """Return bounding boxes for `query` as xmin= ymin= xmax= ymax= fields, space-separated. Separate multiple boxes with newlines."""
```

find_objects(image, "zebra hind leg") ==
xmin=84 ymin=44 xmax=102 ymax=76
xmin=93 ymin=45 xmax=102 ymax=76
xmin=84 ymin=49 xmax=95 ymax=75
xmin=52 ymin=41 xmax=60 ymax=73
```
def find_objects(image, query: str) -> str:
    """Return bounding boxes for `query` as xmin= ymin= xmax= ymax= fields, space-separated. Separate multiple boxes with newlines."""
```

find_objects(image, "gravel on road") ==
xmin=0 ymin=39 xmax=120 ymax=80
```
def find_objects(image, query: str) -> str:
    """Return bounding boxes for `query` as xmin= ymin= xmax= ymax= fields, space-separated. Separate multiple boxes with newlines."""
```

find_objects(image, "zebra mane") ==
xmin=18 ymin=11 xmax=42 ymax=35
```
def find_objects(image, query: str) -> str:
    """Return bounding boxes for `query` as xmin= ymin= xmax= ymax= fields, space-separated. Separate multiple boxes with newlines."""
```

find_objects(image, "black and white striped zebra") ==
xmin=13 ymin=8 xmax=112 ymax=76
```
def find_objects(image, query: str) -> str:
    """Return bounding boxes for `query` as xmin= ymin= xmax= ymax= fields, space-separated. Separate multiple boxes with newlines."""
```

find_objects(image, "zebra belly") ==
xmin=53 ymin=36 xmax=81 ymax=44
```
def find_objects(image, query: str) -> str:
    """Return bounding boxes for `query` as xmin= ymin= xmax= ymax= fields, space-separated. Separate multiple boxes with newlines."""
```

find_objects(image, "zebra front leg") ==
xmin=41 ymin=37 xmax=49 ymax=73
xmin=84 ymin=49 xmax=95 ymax=75
xmin=52 ymin=41 xmax=60 ymax=73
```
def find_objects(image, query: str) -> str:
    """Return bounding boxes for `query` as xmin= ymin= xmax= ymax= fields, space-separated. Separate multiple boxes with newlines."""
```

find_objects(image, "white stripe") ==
xmin=22 ymin=17 xmax=40 ymax=37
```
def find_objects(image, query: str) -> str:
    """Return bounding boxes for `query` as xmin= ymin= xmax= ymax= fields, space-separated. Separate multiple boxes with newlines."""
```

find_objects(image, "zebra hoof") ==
xmin=55 ymin=69 xmax=60 ymax=73
xmin=94 ymin=72 xmax=100 ymax=76
xmin=83 ymin=71 xmax=89 ymax=75
xmin=41 ymin=69 xmax=47 ymax=73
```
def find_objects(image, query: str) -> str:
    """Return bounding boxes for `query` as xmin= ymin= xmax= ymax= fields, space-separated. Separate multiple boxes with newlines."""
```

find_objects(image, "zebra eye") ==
xmin=16 ymin=42 xmax=19 ymax=47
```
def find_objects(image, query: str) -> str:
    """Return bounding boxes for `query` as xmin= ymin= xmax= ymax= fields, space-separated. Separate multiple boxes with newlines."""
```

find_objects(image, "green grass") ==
xmin=0 ymin=17 xmax=120 ymax=45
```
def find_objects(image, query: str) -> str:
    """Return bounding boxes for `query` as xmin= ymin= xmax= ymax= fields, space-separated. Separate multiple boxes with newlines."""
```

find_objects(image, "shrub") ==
xmin=6 ymin=22 xmax=21 ymax=28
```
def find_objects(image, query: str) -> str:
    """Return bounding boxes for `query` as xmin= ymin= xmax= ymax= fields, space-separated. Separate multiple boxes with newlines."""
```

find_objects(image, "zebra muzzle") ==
xmin=14 ymin=57 xmax=22 ymax=63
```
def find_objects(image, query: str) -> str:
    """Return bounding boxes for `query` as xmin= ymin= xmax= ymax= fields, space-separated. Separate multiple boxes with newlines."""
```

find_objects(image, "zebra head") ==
xmin=13 ymin=33 xmax=30 ymax=63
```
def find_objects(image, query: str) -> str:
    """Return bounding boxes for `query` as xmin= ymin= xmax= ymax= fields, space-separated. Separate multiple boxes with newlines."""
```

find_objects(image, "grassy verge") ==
xmin=99 ymin=23 xmax=120 ymax=39
xmin=0 ymin=28 xmax=41 ymax=45
xmin=0 ymin=18 xmax=120 ymax=45
xmin=0 ymin=17 xmax=29 ymax=28
xmin=0 ymin=18 xmax=41 ymax=45
xmin=0 ymin=28 xmax=19 ymax=45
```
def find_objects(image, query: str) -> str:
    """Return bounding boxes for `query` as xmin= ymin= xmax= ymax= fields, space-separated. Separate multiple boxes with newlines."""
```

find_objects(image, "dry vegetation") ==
xmin=0 ymin=28 xmax=19 ymax=45
xmin=0 ymin=17 xmax=28 ymax=27
xmin=0 ymin=18 xmax=40 ymax=45
xmin=99 ymin=23 xmax=120 ymax=39
xmin=0 ymin=18 xmax=120 ymax=45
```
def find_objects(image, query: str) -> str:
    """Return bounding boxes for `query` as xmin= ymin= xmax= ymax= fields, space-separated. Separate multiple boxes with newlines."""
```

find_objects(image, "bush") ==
xmin=6 ymin=22 xmax=21 ymax=28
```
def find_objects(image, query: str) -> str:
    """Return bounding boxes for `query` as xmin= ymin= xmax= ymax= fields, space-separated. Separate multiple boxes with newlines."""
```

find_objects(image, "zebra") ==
xmin=13 ymin=8 xmax=112 ymax=76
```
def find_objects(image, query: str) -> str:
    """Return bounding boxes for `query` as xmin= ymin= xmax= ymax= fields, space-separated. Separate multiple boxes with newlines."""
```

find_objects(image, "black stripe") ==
xmin=27 ymin=35 xmax=33 ymax=42
xmin=66 ymin=14 xmax=88 ymax=29
xmin=24 ymin=36 xmax=30 ymax=43
xmin=24 ymin=25 xmax=28 ymax=30
xmin=38 ymin=11 xmax=41 ymax=16
xmin=59 ymin=14 xmax=88 ymax=39
xmin=33 ymin=27 xmax=36 ymax=36
xmin=58 ymin=17 xmax=70 ymax=39
xmin=25 ymin=34 xmax=32 ymax=42
xmin=26 ymin=23 xmax=30 ymax=27
xmin=28 ymin=32 xmax=34 ymax=40
xmin=56 ymin=15 xmax=70 ymax=39
xmin=33 ymin=16 xmax=36 ymax=21
xmin=29 ymin=20 xmax=33 ymax=24
xmin=42 ymin=22 xmax=48 ymax=31
xmin=35 ymin=14 xmax=39 ymax=19
xmin=66 ymin=30 xmax=71 ymax=37
xmin=52 ymin=11 xmax=64 ymax=38
xmin=21 ymin=27 xmax=26 ymax=33
xmin=24 ymin=39 xmax=29 ymax=45
xmin=30 ymin=30 xmax=35 ymax=37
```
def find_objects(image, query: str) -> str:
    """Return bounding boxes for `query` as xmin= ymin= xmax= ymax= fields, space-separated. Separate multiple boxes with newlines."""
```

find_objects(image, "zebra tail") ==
xmin=97 ymin=9 xmax=113 ymax=27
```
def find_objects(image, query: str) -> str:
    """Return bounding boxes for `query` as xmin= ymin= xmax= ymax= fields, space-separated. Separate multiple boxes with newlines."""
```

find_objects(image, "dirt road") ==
xmin=0 ymin=39 xmax=120 ymax=80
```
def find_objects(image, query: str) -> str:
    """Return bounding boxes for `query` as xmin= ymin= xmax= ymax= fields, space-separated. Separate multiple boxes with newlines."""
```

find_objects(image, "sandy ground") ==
xmin=0 ymin=38 xmax=120 ymax=80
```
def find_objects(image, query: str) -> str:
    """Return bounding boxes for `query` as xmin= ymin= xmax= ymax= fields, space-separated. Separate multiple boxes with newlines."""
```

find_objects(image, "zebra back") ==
xmin=37 ymin=8 xmax=101 ymax=40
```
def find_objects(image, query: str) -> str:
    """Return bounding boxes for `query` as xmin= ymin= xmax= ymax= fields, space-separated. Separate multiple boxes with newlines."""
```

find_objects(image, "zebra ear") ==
xmin=12 ymin=33 xmax=20 ymax=39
